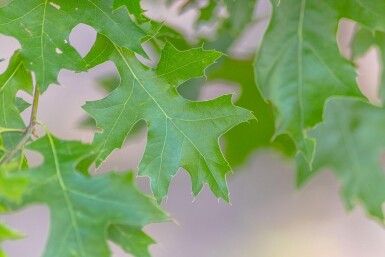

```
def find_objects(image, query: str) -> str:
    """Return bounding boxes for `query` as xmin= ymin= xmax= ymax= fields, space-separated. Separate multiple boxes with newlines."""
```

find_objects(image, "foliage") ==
xmin=1 ymin=0 xmax=385 ymax=256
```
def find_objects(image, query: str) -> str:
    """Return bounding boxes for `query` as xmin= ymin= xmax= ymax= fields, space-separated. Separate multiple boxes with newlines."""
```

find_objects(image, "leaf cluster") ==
xmin=2 ymin=0 xmax=385 ymax=256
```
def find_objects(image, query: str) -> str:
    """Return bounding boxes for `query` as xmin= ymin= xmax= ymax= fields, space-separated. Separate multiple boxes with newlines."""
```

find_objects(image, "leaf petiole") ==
xmin=0 ymin=128 xmax=25 ymax=133
xmin=0 ymin=85 xmax=40 ymax=166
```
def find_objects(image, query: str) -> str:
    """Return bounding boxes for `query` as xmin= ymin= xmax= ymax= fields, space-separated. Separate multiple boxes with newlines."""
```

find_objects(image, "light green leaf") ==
xmin=0 ymin=223 xmax=22 ymax=242
xmin=0 ymin=159 xmax=27 ymax=257
xmin=296 ymin=99 xmax=385 ymax=220
xmin=1 ymin=134 xmax=167 ymax=257
xmin=0 ymin=0 xmax=147 ymax=91
xmin=255 ymin=0 xmax=365 ymax=164
xmin=0 ymin=223 xmax=23 ymax=257
xmin=0 ymin=51 xmax=32 ymax=151
xmin=0 ymin=163 xmax=28 ymax=205
xmin=83 ymin=34 xmax=253 ymax=203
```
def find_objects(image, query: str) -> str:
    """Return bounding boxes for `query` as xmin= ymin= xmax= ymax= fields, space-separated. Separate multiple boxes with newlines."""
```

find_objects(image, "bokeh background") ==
xmin=1 ymin=0 xmax=385 ymax=256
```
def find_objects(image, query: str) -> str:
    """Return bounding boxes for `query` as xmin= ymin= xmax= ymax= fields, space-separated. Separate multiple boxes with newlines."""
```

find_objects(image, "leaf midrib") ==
xmin=297 ymin=0 xmax=306 ymax=134
xmin=40 ymin=0 xmax=48 ymax=87
xmin=46 ymin=133 xmax=86 ymax=257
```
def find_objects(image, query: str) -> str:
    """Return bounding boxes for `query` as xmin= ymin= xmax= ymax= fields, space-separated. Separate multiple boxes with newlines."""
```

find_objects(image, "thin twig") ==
xmin=0 ymin=85 xmax=40 ymax=166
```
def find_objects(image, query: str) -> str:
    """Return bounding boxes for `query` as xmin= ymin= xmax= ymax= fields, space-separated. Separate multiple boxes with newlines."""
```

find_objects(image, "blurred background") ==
xmin=1 ymin=0 xmax=385 ymax=256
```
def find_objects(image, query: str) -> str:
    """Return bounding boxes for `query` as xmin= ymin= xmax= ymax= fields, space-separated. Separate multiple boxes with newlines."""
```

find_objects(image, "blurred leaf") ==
xmin=0 ymin=154 xmax=28 ymax=257
xmin=254 ymin=0 xmax=375 ymax=164
xmin=0 ymin=223 xmax=22 ymax=242
xmin=351 ymin=28 xmax=376 ymax=59
xmin=297 ymin=99 xmax=385 ymax=220
xmin=0 ymin=163 xmax=28 ymax=206
xmin=198 ymin=1 xmax=218 ymax=23
xmin=210 ymin=57 xmax=295 ymax=167
xmin=83 ymin=34 xmax=253 ymax=203
xmin=222 ymin=0 xmax=256 ymax=35
xmin=0 ymin=223 xmax=23 ymax=257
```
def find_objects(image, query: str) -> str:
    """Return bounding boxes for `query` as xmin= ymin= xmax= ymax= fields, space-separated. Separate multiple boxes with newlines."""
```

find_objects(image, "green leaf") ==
xmin=0 ymin=0 xmax=147 ymax=91
xmin=0 ymin=223 xmax=23 ymax=257
xmin=83 ymin=34 xmax=253 ymax=203
xmin=255 ymin=0 xmax=365 ymax=164
xmin=0 ymin=51 xmax=32 ymax=151
xmin=198 ymin=1 xmax=218 ymax=23
xmin=113 ymin=0 xmax=144 ymax=22
xmin=222 ymin=0 xmax=256 ymax=34
xmin=78 ymin=74 xmax=145 ymax=143
xmin=155 ymin=42 xmax=222 ymax=86
xmin=296 ymin=99 xmax=385 ymax=220
xmin=108 ymin=225 xmax=155 ymax=257
xmin=343 ymin=1 xmax=385 ymax=31
xmin=0 ymin=163 xmax=28 ymax=206
xmin=0 ymin=159 xmax=27 ymax=257
xmin=0 ymin=223 xmax=22 ymax=242
xmin=78 ymin=75 xmax=120 ymax=129
xmin=150 ymin=25 xmax=191 ymax=51
xmin=351 ymin=28 xmax=375 ymax=59
xmin=1 ymin=134 xmax=167 ymax=257
xmin=0 ymin=138 xmax=3 ymax=160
